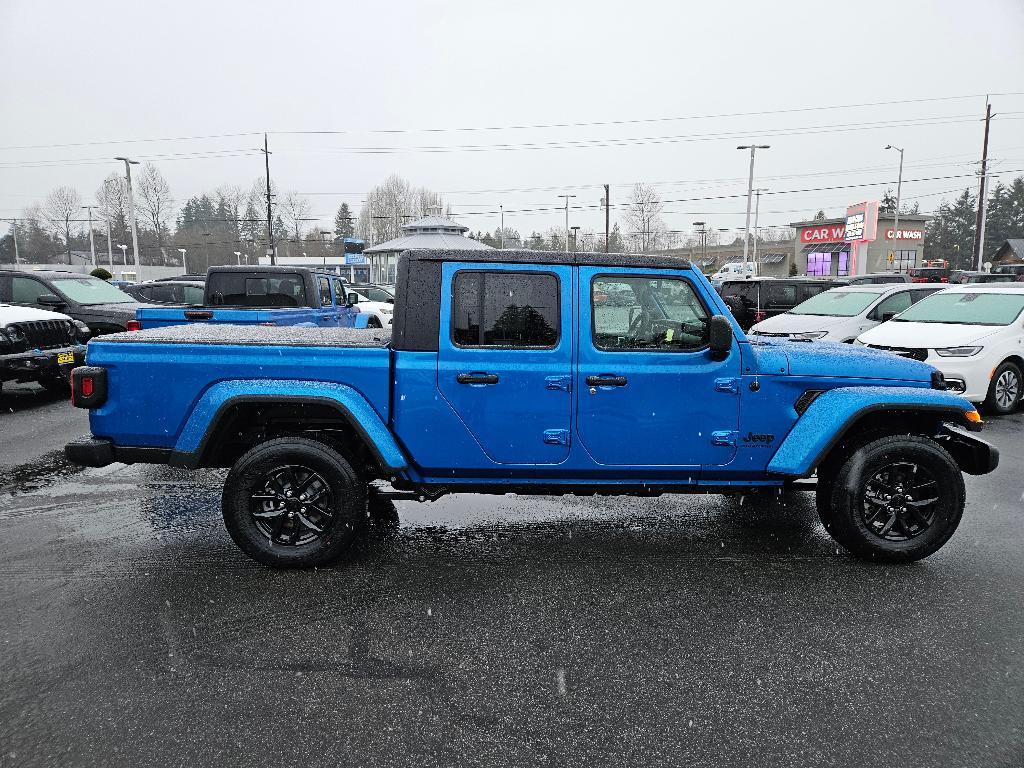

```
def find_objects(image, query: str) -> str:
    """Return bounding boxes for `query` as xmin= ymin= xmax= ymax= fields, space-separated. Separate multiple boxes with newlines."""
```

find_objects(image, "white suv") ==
xmin=749 ymin=283 xmax=942 ymax=342
xmin=856 ymin=284 xmax=1024 ymax=413
xmin=710 ymin=261 xmax=756 ymax=289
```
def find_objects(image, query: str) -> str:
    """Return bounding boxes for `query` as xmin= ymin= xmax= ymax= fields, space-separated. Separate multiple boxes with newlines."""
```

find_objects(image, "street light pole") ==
xmin=114 ymin=157 xmax=142 ymax=280
xmin=752 ymin=189 xmax=767 ymax=273
xmin=558 ymin=195 xmax=576 ymax=254
xmin=737 ymin=145 xmax=770 ymax=265
xmin=117 ymin=244 xmax=127 ymax=270
xmin=500 ymin=204 xmax=504 ymax=249
xmin=82 ymin=206 xmax=97 ymax=268
xmin=885 ymin=145 xmax=905 ymax=264
xmin=692 ymin=221 xmax=707 ymax=266
xmin=234 ymin=250 xmax=242 ymax=266
xmin=570 ymin=226 xmax=581 ymax=253
xmin=178 ymin=248 xmax=187 ymax=273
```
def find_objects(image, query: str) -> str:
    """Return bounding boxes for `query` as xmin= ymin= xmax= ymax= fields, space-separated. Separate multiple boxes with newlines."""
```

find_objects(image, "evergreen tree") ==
xmin=334 ymin=203 xmax=355 ymax=238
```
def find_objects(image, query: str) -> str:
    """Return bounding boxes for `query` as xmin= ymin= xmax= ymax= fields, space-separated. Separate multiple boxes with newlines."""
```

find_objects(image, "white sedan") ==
xmin=348 ymin=289 xmax=393 ymax=328
xmin=749 ymin=284 xmax=942 ymax=342
xmin=856 ymin=283 xmax=1024 ymax=414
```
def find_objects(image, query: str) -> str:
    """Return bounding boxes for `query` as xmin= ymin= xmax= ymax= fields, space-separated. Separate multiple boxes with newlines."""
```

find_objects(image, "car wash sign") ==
xmin=800 ymin=223 xmax=846 ymax=243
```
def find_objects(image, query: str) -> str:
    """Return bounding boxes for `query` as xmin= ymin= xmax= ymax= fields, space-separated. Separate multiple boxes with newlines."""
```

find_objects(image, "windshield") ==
xmin=206 ymin=272 xmax=307 ymax=307
xmin=894 ymin=292 xmax=1024 ymax=325
xmin=52 ymin=277 xmax=134 ymax=305
xmin=359 ymin=287 xmax=393 ymax=302
xmin=788 ymin=289 xmax=885 ymax=317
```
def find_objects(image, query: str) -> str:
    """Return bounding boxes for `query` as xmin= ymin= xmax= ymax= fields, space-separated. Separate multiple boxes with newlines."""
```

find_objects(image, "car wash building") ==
xmin=791 ymin=207 xmax=930 ymax=277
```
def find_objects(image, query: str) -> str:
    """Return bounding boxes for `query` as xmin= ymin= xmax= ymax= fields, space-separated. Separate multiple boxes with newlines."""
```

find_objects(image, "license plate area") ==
xmin=57 ymin=352 xmax=75 ymax=365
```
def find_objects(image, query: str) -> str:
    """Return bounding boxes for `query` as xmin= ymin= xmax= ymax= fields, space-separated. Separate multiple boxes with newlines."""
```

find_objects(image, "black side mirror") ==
xmin=347 ymin=292 xmax=360 ymax=305
xmin=37 ymin=293 xmax=66 ymax=308
xmin=708 ymin=315 xmax=733 ymax=360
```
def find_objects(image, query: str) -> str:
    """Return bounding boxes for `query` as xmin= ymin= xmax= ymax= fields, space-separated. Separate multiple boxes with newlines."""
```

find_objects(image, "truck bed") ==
xmin=99 ymin=324 xmax=391 ymax=347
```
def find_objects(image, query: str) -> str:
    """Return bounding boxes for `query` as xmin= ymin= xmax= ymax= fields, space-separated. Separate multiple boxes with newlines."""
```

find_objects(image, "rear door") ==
xmin=576 ymin=267 xmax=742 ymax=468
xmin=437 ymin=262 xmax=572 ymax=465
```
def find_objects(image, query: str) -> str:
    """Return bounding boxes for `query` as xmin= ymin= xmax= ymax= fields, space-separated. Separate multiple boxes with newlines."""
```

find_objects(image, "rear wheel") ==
xmin=984 ymin=361 xmax=1021 ymax=415
xmin=817 ymin=435 xmax=964 ymax=562
xmin=222 ymin=437 xmax=367 ymax=568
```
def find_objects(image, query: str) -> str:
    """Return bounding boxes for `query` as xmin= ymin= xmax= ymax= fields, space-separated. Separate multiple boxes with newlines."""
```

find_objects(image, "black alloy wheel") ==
xmin=250 ymin=464 xmax=336 ymax=547
xmin=860 ymin=461 xmax=939 ymax=542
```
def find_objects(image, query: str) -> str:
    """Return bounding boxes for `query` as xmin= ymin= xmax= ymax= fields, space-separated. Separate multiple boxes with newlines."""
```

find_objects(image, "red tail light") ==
xmin=71 ymin=366 xmax=107 ymax=409
xmin=125 ymin=320 xmax=141 ymax=331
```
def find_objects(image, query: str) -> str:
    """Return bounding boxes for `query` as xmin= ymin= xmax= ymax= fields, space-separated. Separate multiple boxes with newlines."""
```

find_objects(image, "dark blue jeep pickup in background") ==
xmin=135 ymin=265 xmax=370 ymax=330
xmin=67 ymin=249 xmax=997 ymax=568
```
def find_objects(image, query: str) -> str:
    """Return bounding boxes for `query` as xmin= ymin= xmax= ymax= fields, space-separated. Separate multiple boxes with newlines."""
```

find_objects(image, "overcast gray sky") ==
xmin=2 ymin=0 xmax=1023 ymax=241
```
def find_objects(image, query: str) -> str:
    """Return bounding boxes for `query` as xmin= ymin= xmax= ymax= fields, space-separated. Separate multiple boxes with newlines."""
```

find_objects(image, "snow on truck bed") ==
xmin=96 ymin=324 xmax=392 ymax=348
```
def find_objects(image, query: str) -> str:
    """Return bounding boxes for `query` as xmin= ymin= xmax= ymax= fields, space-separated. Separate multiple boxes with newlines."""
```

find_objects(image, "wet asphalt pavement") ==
xmin=0 ymin=400 xmax=1022 ymax=767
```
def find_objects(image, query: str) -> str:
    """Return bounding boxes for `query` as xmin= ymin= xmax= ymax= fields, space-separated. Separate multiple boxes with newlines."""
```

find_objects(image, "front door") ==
xmin=576 ymin=267 xmax=741 ymax=468
xmin=437 ymin=262 xmax=572 ymax=465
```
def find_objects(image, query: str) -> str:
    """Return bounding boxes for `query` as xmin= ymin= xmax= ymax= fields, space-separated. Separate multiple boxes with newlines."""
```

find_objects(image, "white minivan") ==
xmin=857 ymin=283 xmax=1024 ymax=414
xmin=749 ymin=283 xmax=943 ymax=342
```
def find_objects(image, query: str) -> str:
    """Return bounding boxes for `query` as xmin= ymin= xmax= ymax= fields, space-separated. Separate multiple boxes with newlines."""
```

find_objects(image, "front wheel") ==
xmin=222 ymin=437 xmax=367 ymax=568
xmin=984 ymin=360 xmax=1021 ymax=415
xmin=817 ymin=435 xmax=964 ymax=563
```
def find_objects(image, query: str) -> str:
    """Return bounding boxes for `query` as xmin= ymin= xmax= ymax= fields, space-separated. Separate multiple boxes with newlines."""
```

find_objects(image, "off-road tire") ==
xmin=818 ymin=434 xmax=964 ymax=563
xmin=222 ymin=437 xmax=367 ymax=568
xmin=984 ymin=360 xmax=1021 ymax=415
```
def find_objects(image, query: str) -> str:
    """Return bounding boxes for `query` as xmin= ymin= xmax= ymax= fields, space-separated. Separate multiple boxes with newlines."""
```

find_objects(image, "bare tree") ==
xmin=624 ymin=183 xmax=668 ymax=252
xmin=96 ymin=174 xmax=129 ymax=251
xmin=136 ymin=164 xmax=174 ymax=263
xmin=279 ymin=191 xmax=313 ymax=241
xmin=43 ymin=186 xmax=82 ymax=263
xmin=356 ymin=175 xmax=444 ymax=245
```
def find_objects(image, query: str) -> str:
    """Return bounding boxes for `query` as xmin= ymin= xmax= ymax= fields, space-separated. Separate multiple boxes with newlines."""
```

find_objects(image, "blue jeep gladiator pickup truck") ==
xmin=66 ymin=248 xmax=998 ymax=568
xmin=135 ymin=265 xmax=371 ymax=330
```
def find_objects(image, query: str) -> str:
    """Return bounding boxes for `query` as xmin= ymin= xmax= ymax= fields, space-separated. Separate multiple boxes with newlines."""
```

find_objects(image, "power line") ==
xmin=271 ymin=114 xmax=986 ymax=156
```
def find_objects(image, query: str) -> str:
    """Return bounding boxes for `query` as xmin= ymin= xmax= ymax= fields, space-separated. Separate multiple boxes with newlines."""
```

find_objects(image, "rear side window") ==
xmin=207 ymin=273 xmax=307 ymax=307
xmin=333 ymin=279 xmax=347 ymax=303
xmin=766 ymin=283 xmax=797 ymax=306
xmin=452 ymin=271 xmax=559 ymax=348
xmin=318 ymin=277 xmax=333 ymax=306
xmin=721 ymin=281 xmax=758 ymax=307
xmin=799 ymin=284 xmax=828 ymax=301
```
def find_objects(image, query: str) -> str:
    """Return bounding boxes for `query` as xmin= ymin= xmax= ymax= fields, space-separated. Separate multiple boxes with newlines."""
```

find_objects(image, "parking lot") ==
xmin=1 ymin=384 xmax=1021 ymax=767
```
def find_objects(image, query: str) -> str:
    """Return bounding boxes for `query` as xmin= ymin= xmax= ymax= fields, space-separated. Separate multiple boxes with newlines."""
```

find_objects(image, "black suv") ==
xmin=121 ymin=280 xmax=205 ymax=305
xmin=0 ymin=270 xmax=150 ymax=336
xmin=719 ymin=277 xmax=837 ymax=330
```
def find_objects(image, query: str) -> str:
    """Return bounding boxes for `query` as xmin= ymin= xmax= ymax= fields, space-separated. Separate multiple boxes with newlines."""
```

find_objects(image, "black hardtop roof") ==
xmin=206 ymin=265 xmax=342 ymax=276
xmin=722 ymin=276 xmax=839 ymax=284
xmin=400 ymin=248 xmax=693 ymax=270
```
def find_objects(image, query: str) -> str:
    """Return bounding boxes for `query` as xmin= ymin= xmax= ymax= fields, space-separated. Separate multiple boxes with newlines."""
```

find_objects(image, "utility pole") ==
xmin=570 ymin=226 xmax=581 ymax=253
xmin=604 ymin=184 xmax=610 ymax=253
xmin=558 ymin=195 xmax=576 ymax=254
xmin=885 ymin=145 xmax=905 ymax=269
xmin=114 ymin=157 xmax=142 ymax=280
xmin=737 ymin=145 xmax=770 ymax=264
xmin=82 ymin=206 xmax=97 ymax=267
xmin=973 ymin=99 xmax=992 ymax=269
xmin=262 ymin=133 xmax=276 ymax=265
xmin=500 ymin=204 xmax=504 ymax=249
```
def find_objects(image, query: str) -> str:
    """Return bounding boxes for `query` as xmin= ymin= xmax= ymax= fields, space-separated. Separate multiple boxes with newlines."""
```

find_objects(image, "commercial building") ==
xmin=791 ymin=212 xmax=930 ymax=277
xmin=363 ymin=214 xmax=492 ymax=284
